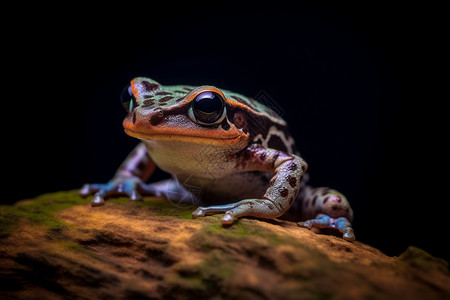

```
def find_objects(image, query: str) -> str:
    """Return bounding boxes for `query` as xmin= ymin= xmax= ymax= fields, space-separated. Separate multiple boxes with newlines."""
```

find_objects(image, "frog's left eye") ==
xmin=189 ymin=91 xmax=226 ymax=126
xmin=121 ymin=84 xmax=137 ymax=112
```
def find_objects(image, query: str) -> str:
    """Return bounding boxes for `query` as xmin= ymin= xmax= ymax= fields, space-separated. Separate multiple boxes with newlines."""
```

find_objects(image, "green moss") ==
xmin=166 ymin=271 xmax=206 ymax=291
xmin=150 ymin=202 xmax=197 ymax=220
xmin=59 ymin=241 xmax=85 ymax=252
xmin=167 ymin=248 xmax=235 ymax=295
xmin=198 ymin=249 xmax=234 ymax=280
xmin=196 ymin=217 xmax=306 ymax=250
xmin=0 ymin=207 xmax=19 ymax=237
xmin=0 ymin=192 xmax=195 ymax=236
xmin=58 ymin=241 xmax=99 ymax=259
xmin=0 ymin=190 xmax=89 ymax=235
xmin=109 ymin=196 xmax=197 ymax=220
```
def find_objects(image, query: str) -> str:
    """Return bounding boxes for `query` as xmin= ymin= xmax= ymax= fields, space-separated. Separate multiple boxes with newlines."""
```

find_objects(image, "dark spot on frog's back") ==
xmin=142 ymin=81 xmax=160 ymax=92
xmin=142 ymin=99 xmax=155 ymax=107
xmin=155 ymin=91 xmax=171 ymax=96
xmin=158 ymin=96 xmax=174 ymax=103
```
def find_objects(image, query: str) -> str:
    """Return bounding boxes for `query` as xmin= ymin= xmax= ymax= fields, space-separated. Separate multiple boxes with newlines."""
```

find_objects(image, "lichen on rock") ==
xmin=0 ymin=191 xmax=449 ymax=299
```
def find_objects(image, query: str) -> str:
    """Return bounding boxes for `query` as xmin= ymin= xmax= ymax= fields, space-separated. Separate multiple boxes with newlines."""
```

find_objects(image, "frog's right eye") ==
xmin=121 ymin=84 xmax=137 ymax=112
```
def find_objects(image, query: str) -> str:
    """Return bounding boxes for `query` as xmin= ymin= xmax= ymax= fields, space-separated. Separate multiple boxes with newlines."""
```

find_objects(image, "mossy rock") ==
xmin=0 ymin=190 xmax=449 ymax=299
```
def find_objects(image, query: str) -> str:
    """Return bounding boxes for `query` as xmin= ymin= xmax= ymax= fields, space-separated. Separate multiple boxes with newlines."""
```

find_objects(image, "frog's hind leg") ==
xmin=298 ymin=214 xmax=355 ymax=241
xmin=295 ymin=186 xmax=355 ymax=241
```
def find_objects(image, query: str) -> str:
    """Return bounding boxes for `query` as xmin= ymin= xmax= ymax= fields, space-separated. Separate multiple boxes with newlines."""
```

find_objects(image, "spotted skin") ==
xmin=80 ymin=77 xmax=355 ymax=241
xmin=296 ymin=186 xmax=353 ymax=221
xmin=192 ymin=144 xmax=306 ymax=223
xmin=294 ymin=186 xmax=355 ymax=241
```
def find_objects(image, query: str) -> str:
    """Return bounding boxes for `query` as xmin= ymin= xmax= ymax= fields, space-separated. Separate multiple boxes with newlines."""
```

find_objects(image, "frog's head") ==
xmin=121 ymin=77 xmax=287 ymax=151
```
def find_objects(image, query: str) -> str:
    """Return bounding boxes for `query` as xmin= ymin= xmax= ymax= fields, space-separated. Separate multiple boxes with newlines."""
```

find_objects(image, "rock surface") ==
xmin=1 ymin=191 xmax=449 ymax=299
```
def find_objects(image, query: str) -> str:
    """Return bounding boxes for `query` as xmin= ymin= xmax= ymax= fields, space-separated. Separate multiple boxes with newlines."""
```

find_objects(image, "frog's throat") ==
xmin=124 ymin=128 xmax=246 ymax=146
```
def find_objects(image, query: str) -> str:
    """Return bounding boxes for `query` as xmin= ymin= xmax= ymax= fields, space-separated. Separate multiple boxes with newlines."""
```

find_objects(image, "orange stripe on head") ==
xmin=182 ymin=86 xmax=226 ymax=103
xmin=182 ymin=85 xmax=253 ymax=111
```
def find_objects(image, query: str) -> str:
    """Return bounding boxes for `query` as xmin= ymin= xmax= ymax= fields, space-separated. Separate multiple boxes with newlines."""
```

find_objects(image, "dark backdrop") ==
xmin=5 ymin=3 xmax=446 ymax=261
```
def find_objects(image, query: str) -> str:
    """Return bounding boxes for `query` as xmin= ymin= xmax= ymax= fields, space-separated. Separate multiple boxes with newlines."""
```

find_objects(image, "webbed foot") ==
xmin=298 ymin=214 xmax=355 ymax=242
xmin=192 ymin=199 xmax=283 ymax=226
xmin=79 ymin=175 xmax=161 ymax=207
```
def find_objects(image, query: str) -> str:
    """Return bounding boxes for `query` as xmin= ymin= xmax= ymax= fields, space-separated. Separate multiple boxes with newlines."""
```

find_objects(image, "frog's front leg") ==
xmin=296 ymin=186 xmax=355 ymax=241
xmin=192 ymin=144 xmax=307 ymax=225
xmin=79 ymin=143 xmax=159 ymax=206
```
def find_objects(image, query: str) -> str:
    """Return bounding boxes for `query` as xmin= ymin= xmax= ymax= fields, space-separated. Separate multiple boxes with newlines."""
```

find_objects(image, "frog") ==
xmin=79 ymin=77 xmax=355 ymax=241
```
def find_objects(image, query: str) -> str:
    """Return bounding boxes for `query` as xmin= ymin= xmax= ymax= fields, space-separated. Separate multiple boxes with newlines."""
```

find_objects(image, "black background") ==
xmin=4 ymin=3 xmax=447 ymax=261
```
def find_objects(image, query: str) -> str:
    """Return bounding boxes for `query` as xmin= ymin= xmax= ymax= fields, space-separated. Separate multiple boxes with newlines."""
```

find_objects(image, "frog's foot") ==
xmin=298 ymin=214 xmax=355 ymax=242
xmin=192 ymin=199 xmax=283 ymax=226
xmin=79 ymin=176 xmax=162 ymax=207
xmin=192 ymin=202 xmax=240 ymax=219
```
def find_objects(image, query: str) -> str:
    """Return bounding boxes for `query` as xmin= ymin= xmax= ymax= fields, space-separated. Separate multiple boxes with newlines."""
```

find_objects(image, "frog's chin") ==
xmin=124 ymin=128 xmax=247 ymax=146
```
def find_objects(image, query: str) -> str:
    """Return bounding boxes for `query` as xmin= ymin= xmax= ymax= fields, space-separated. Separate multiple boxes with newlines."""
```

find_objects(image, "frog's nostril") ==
xmin=150 ymin=110 xmax=164 ymax=126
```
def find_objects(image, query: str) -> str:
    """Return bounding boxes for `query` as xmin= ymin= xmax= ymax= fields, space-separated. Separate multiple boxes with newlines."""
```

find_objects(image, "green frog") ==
xmin=80 ymin=77 xmax=355 ymax=240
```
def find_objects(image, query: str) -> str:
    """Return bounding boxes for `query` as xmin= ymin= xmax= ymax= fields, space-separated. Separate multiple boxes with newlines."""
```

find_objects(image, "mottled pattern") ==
xmin=81 ymin=77 xmax=355 ymax=241
xmin=192 ymin=144 xmax=307 ymax=223
xmin=132 ymin=78 xmax=195 ymax=109
xmin=130 ymin=77 xmax=297 ymax=154
xmin=297 ymin=186 xmax=353 ymax=222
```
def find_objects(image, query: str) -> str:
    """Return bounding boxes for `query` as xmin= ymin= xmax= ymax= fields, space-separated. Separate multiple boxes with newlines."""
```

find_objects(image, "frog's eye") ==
xmin=190 ymin=91 xmax=226 ymax=125
xmin=120 ymin=84 xmax=137 ymax=112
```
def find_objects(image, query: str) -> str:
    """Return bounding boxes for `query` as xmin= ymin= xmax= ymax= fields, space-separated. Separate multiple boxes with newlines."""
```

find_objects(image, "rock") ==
xmin=1 ymin=191 xmax=449 ymax=299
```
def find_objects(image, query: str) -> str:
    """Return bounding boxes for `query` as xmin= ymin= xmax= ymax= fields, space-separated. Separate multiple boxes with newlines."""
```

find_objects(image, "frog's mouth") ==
xmin=124 ymin=128 xmax=245 ymax=145
xmin=123 ymin=119 xmax=247 ymax=146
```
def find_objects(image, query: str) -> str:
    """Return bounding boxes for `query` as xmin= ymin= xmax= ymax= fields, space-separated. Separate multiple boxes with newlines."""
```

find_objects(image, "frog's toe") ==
xmin=192 ymin=207 xmax=206 ymax=218
xmin=220 ymin=214 xmax=234 ymax=225
xmin=79 ymin=183 xmax=105 ymax=198
xmin=343 ymin=229 xmax=356 ymax=242
xmin=297 ymin=220 xmax=313 ymax=229
xmin=79 ymin=184 xmax=90 ymax=197
xmin=91 ymin=194 xmax=106 ymax=207
xmin=129 ymin=191 xmax=143 ymax=202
